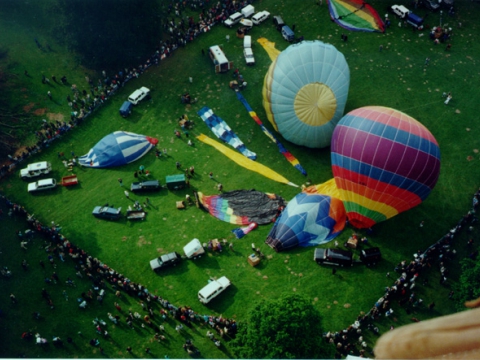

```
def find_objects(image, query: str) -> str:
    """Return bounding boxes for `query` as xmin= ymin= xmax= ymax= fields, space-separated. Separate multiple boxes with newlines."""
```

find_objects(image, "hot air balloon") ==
xmin=79 ymin=131 xmax=158 ymax=168
xmin=327 ymin=0 xmax=385 ymax=33
xmin=265 ymin=193 xmax=346 ymax=252
xmin=331 ymin=106 xmax=441 ymax=229
xmin=197 ymin=190 xmax=286 ymax=225
xmin=262 ymin=40 xmax=350 ymax=148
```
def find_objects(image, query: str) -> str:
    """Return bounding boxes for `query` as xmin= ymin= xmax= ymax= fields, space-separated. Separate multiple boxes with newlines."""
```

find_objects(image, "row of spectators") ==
xmin=0 ymin=0 xmax=255 ymax=180
xmin=324 ymin=188 xmax=479 ymax=358
xmin=3 ymin=194 xmax=238 ymax=344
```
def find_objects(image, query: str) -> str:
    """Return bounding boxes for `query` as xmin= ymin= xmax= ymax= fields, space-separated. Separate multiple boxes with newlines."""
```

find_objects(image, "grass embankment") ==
xmin=1 ymin=0 xmax=480 ymax=358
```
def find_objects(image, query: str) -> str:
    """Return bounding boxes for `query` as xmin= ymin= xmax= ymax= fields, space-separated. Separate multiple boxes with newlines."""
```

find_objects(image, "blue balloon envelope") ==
xmin=79 ymin=131 xmax=158 ymax=168
xmin=263 ymin=41 xmax=350 ymax=148
xmin=265 ymin=192 xmax=346 ymax=252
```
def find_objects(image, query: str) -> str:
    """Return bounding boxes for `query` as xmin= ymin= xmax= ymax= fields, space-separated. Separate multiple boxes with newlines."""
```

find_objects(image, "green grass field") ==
xmin=1 ymin=0 xmax=480 ymax=358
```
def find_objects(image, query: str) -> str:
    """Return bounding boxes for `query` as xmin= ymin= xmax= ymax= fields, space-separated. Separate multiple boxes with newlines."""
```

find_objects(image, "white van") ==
xmin=198 ymin=276 xmax=231 ymax=304
xmin=241 ymin=4 xmax=255 ymax=18
xmin=20 ymin=161 xmax=52 ymax=179
xmin=243 ymin=35 xmax=252 ymax=48
xmin=224 ymin=12 xmax=244 ymax=27
xmin=209 ymin=45 xmax=233 ymax=73
xmin=183 ymin=238 xmax=205 ymax=259
xmin=252 ymin=10 xmax=270 ymax=25
xmin=128 ymin=86 xmax=150 ymax=105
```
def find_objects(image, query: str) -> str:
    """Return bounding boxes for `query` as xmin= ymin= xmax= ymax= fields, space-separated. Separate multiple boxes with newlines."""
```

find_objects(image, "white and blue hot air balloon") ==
xmin=79 ymin=131 xmax=158 ymax=168
xmin=263 ymin=40 xmax=350 ymax=148
xmin=265 ymin=192 xmax=346 ymax=252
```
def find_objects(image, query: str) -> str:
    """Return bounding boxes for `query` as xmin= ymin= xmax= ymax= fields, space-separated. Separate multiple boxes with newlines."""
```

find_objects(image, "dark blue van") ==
xmin=119 ymin=101 xmax=133 ymax=117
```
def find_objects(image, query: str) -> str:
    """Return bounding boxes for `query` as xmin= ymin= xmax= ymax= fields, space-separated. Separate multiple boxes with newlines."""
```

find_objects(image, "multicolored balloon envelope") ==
xmin=197 ymin=190 xmax=286 ymax=225
xmin=265 ymin=193 xmax=346 ymax=252
xmin=79 ymin=131 xmax=158 ymax=168
xmin=327 ymin=0 xmax=385 ymax=33
xmin=263 ymin=40 xmax=350 ymax=148
xmin=331 ymin=106 xmax=441 ymax=229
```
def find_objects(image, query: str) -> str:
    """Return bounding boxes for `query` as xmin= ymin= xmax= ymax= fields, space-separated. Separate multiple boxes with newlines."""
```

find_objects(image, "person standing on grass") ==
xmin=118 ymin=178 xmax=123 ymax=186
xmin=124 ymin=190 xmax=129 ymax=199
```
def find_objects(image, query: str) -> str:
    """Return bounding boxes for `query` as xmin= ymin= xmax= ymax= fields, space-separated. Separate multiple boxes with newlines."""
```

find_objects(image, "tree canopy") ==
xmin=52 ymin=0 xmax=162 ymax=69
xmin=454 ymin=256 xmax=480 ymax=311
xmin=232 ymin=294 xmax=334 ymax=359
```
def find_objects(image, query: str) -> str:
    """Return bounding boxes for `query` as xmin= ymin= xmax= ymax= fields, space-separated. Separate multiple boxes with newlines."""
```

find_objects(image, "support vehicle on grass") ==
xmin=27 ymin=178 xmax=57 ymax=193
xmin=126 ymin=209 xmax=147 ymax=220
xmin=150 ymin=252 xmax=181 ymax=271
xmin=60 ymin=174 xmax=78 ymax=187
xmin=243 ymin=47 xmax=255 ymax=66
xmin=209 ymin=45 xmax=233 ymax=73
xmin=20 ymin=161 xmax=52 ymax=180
xmin=252 ymin=10 xmax=270 ymax=25
xmin=130 ymin=180 xmax=161 ymax=192
xmin=314 ymin=248 xmax=353 ymax=267
xmin=224 ymin=12 xmax=244 ymax=27
xmin=184 ymin=238 xmax=205 ymax=259
xmin=92 ymin=205 xmax=122 ymax=220
xmin=128 ymin=87 xmax=150 ymax=105
xmin=198 ymin=276 xmax=231 ymax=304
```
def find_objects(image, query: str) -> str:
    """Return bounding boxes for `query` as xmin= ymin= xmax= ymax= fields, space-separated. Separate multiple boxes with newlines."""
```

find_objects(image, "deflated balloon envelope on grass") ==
xmin=262 ymin=40 xmax=350 ymax=148
xmin=331 ymin=106 xmax=441 ymax=229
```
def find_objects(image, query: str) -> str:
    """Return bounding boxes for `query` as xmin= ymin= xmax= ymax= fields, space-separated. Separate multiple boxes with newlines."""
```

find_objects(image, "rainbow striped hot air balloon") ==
xmin=263 ymin=41 xmax=350 ymax=148
xmin=331 ymin=106 xmax=441 ymax=229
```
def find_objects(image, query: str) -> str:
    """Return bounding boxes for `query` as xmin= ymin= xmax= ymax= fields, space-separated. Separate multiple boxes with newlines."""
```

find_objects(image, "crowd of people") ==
xmin=2 ymin=193 xmax=238 ymax=355
xmin=1 ymin=0 xmax=255 ymax=181
xmin=323 ymin=188 xmax=479 ymax=358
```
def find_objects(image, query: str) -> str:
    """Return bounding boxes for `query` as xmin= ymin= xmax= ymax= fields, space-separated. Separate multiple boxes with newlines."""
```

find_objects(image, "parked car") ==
xmin=198 ymin=276 xmax=231 ymax=304
xmin=422 ymin=0 xmax=440 ymax=11
xmin=128 ymin=87 xmax=150 ymax=105
xmin=183 ymin=238 xmax=205 ymax=259
xmin=273 ymin=15 xmax=285 ymax=31
xmin=92 ymin=205 xmax=122 ymax=220
xmin=224 ymin=12 xmax=244 ymax=27
xmin=27 ymin=178 xmax=57 ymax=193
xmin=130 ymin=180 xmax=161 ymax=192
xmin=314 ymin=248 xmax=353 ymax=267
xmin=281 ymin=25 xmax=295 ymax=42
xmin=150 ymin=252 xmax=181 ymax=271
xmin=252 ymin=10 xmax=270 ymax=25
xmin=20 ymin=161 xmax=52 ymax=180
xmin=360 ymin=247 xmax=382 ymax=266
xmin=391 ymin=4 xmax=410 ymax=18
xmin=243 ymin=48 xmax=255 ymax=65
xmin=119 ymin=101 xmax=133 ymax=117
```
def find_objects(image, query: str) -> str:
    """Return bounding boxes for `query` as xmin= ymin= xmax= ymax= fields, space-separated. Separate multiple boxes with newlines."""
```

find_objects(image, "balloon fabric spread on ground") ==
xmin=263 ymin=40 xmax=350 ymax=148
xmin=331 ymin=106 xmax=441 ymax=229
xmin=78 ymin=131 xmax=158 ymax=168
xmin=196 ymin=134 xmax=298 ymax=187
xmin=197 ymin=106 xmax=257 ymax=160
xmin=327 ymin=0 xmax=385 ymax=33
xmin=266 ymin=192 xmax=346 ymax=252
xmin=197 ymin=190 xmax=286 ymax=225
xmin=235 ymin=91 xmax=307 ymax=176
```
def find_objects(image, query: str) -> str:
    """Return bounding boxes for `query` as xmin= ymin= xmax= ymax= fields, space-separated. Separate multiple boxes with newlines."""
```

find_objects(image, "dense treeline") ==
xmin=52 ymin=0 xmax=162 ymax=70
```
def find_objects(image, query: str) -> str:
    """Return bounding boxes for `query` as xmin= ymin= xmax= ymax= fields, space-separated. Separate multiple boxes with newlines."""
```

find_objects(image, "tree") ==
xmin=454 ymin=256 xmax=480 ymax=311
xmin=52 ymin=0 xmax=162 ymax=70
xmin=232 ymin=294 xmax=334 ymax=359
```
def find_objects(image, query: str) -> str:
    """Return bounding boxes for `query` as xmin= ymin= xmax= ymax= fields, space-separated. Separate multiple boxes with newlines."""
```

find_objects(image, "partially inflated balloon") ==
xmin=331 ymin=106 xmax=441 ymax=229
xmin=263 ymin=40 xmax=350 ymax=148
xmin=79 ymin=131 xmax=158 ymax=168
xmin=265 ymin=193 xmax=346 ymax=252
